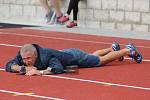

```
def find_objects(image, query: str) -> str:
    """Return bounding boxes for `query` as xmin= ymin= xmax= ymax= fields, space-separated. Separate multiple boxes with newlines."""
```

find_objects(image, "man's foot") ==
xmin=58 ymin=16 xmax=69 ymax=23
xmin=112 ymin=42 xmax=124 ymax=61
xmin=125 ymin=43 xmax=142 ymax=63
xmin=46 ymin=11 xmax=56 ymax=24
xmin=66 ymin=21 xmax=77 ymax=28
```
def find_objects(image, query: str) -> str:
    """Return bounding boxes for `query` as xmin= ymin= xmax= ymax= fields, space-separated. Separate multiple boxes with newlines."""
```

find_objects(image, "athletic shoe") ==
xmin=58 ymin=16 xmax=69 ymax=23
xmin=45 ymin=11 xmax=55 ymax=23
xmin=56 ymin=14 xmax=63 ymax=24
xmin=112 ymin=42 xmax=124 ymax=61
xmin=46 ymin=11 xmax=56 ymax=24
xmin=125 ymin=43 xmax=142 ymax=63
xmin=66 ymin=21 xmax=77 ymax=28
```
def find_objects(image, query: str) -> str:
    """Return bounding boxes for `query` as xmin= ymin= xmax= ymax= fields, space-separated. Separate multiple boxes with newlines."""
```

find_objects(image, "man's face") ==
xmin=21 ymin=51 xmax=37 ymax=66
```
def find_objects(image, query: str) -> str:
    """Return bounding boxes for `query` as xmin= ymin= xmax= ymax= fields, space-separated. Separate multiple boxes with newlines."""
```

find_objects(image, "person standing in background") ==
xmin=58 ymin=0 xmax=80 ymax=28
xmin=40 ymin=0 xmax=63 ymax=24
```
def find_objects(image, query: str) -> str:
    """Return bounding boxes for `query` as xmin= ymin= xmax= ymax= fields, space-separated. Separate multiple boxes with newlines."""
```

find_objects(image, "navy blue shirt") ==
xmin=5 ymin=44 xmax=77 ymax=74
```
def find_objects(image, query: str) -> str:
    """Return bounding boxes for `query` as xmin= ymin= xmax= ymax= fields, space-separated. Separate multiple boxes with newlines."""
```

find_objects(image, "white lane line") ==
xmin=0 ymin=68 xmax=150 ymax=91
xmin=0 ymin=43 xmax=150 ymax=62
xmin=0 ymin=43 xmax=22 ymax=47
xmin=125 ymin=57 xmax=150 ymax=62
xmin=0 ymin=32 xmax=150 ymax=49
xmin=0 ymin=68 xmax=5 ymax=71
xmin=0 ymin=89 xmax=64 ymax=100
xmin=0 ymin=64 xmax=64 ymax=99
xmin=0 ymin=32 xmax=113 ymax=44
xmin=43 ymin=75 xmax=150 ymax=91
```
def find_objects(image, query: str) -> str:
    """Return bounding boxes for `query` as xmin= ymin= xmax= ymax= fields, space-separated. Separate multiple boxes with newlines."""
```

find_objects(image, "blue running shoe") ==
xmin=112 ymin=42 xmax=120 ymax=51
xmin=125 ymin=43 xmax=142 ymax=63
xmin=112 ymin=42 xmax=124 ymax=61
xmin=46 ymin=11 xmax=56 ymax=24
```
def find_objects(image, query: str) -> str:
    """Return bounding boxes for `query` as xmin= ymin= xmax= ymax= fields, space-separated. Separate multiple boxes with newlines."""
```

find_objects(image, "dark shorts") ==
xmin=62 ymin=48 xmax=101 ymax=68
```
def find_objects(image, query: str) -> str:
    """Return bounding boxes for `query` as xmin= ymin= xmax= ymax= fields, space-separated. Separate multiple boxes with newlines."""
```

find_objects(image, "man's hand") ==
xmin=25 ymin=69 xmax=41 ymax=76
xmin=25 ymin=66 xmax=37 ymax=72
xmin=18 ymin=66 xmax=37 ymax=75
xmin=11 ymin=65 xmax=21 ymax=72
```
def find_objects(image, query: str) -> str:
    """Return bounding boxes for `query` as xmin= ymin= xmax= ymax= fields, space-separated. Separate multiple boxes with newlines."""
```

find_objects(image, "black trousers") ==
xmin=67 ymin=0 xmax=80 ymax=21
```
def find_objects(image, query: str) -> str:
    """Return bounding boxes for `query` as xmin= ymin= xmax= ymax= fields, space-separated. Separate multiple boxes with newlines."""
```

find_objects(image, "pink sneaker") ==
xmin=66 ymin=21 xmax=77 ymax=28
xmin=58 ymin=16 xmax=69 ymax=23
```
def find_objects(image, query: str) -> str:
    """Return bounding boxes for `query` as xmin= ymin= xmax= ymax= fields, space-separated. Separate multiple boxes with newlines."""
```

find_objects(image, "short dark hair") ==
xmin=20 ymin=44 xmax=37 ymax=56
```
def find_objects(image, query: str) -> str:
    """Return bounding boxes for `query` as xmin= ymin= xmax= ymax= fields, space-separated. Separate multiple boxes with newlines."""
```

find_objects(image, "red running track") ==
xmin=0 ymin=28 xmax=150 ymax=100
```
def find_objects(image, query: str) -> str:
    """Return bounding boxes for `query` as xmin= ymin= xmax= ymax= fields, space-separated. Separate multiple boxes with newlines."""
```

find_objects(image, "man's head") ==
xmin=20 ymin=44 xmax=37 ymax=66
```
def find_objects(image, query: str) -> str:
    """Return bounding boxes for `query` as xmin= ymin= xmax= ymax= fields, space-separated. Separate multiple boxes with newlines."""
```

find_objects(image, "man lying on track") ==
xmin=5 ymin=42 xmax=142 ymax=76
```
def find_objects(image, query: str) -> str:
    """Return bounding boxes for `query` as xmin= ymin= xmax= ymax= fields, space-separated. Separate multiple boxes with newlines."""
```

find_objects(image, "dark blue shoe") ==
xmin=112 ymin=42 xmax=124 ymax=61
xmin=125 ymin=43 xmax=142 ymax=63
xmin=112 ymin=42 xmax=120 ymax=51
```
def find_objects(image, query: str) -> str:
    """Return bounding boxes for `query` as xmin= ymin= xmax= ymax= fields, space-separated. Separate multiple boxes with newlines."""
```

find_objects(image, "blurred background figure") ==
xmin=40 ymin=0 xmax=63 ymax=24
xmin=58 ymin=0 xmax=80 ymax=28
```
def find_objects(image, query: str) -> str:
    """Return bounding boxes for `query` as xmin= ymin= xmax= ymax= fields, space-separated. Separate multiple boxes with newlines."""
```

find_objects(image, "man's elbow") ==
xmin=5 ymin=63 xmax=13 ymax=72
xmin=5 ymin=66 xmax=12 ymax=72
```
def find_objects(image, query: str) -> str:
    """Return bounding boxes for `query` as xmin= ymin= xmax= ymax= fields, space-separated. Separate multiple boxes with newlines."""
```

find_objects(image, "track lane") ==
xmin=0 ymin=28 xmax=150 ymax=100
xmin=0 ymin=70 xmax=150 ymax=100
xmin=1 ymin=45 xmax=150 ymax=89
xmin=0 ymin=33 xmax=149 ymax=59
xmin=0 ymin=28 xmax=150 ymax=47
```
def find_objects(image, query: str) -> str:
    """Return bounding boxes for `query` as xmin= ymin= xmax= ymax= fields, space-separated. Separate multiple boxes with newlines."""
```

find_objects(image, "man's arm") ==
xmin=39 ymin=67 xmax=56 ymax=75
xmin=25 ymin=68 xmax=53 ymax=76
xmin=25 ymin=57 xmax=65 ymax=76
xmin=47 ymin=57 xmax=65 ymax=74
xmin=25 ymin=66 xmax=64 ymax=76
xmin=39 ymin=69 xmax=54 ymax=75
xmin=5 ymin=52 xmax=23 ymax=72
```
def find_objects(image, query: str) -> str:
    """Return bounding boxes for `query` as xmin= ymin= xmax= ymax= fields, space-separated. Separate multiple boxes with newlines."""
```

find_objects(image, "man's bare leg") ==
xmin=100 ymin=48 xmax=130 ymax=65
xmin=92 ymin=48 xmax=113 ymax=56
xmin=51 ymin=0 xmax=62 ymax=17
xmin=40 ymin=0 xmax=51 ymax=14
